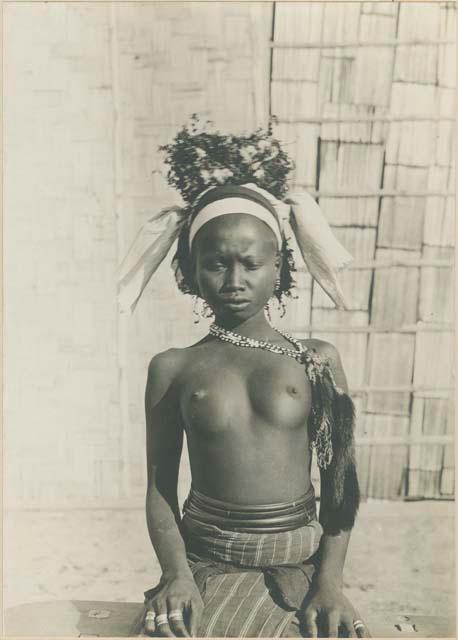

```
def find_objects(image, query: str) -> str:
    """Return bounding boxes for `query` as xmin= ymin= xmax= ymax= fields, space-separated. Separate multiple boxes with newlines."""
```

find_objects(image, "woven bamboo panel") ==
xmin=321 ymin=3 xmax=360 ymax=42
xmin=419 ymin=247 xmax=453 ymax=323
xmin=273 ymin=122 xmax=320 ymax=188
xmin=5 ymin=2 xmax=455 ymax=506
xmin=371 ymin=248 xmax=420 ymax=328
xmin=352 ymin=20 xmax=396 ymax=106
xmin=361 ymin=3 xmax=398 ymax=17
xmin=378 ymin=166 xmax=428 ymax=250
xmin=408 ymin=397 xmax=452 ymax=498
xmin=366 ymin=333 xmax=415 ymax=415
xmin=441 ymin=443 xmax=455 ymax=496
xmin=398 ymin=3 xmax=442 ymax=41
xmin=313 ymin=228 xmax=375 ymax=311
xmin=394 ymin=45 xmax=439 ymax=84
xmin=5 ymin=3 xmax=124 ymax=506
xmin=272 ymin=80 xmax=319 ymax=120
xmin=414 ymin=331 xmax=453 ymax=391
xmin=275 ymin=2 xmax=324 ymax=43
xmin=320 ymin=104 xmax=386 ymax=145
xmin=309 ymin=309 xmax=368 ymax=390
xmin=317 ymin=142 xmax=384 ymax=229
xmin=360 ymin=415 xmax=410 ymax=499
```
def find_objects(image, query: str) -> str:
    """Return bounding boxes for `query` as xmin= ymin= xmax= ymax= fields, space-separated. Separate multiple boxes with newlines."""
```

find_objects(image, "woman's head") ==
xmin=118 ymin=117 xmax=352 ymax=316
xmin=193 ymin=213 xmax=280 ymax=321
xmin=173 ymin=185 xmax=296 ymax=319
xmin=159 ymin=116 xmax=297 ymax=316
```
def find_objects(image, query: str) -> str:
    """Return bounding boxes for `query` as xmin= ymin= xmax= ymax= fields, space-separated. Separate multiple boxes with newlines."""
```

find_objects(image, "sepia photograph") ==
xmin=3 ymin=1 xmax=456 ymax=638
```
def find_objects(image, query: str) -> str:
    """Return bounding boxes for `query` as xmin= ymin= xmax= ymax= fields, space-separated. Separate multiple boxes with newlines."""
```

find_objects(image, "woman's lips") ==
xmin=220 ymin=297 xmax=250 ymax=309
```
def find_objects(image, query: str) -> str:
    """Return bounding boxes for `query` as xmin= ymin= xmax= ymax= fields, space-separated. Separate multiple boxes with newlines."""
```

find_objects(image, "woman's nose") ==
xmin=224 ymin=265 xmax=245 ymax=290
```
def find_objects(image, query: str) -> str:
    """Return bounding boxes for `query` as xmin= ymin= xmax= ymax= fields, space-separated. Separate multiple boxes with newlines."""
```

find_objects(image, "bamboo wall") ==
xmin=4 ymin=2 xmax=455 ymax=507
xmin=269 ymin=1 xmax=456 ymax=500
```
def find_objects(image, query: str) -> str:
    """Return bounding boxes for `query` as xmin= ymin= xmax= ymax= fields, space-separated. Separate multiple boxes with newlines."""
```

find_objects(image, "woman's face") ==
xmin=192 ymin=213 xmax=281 ymax=322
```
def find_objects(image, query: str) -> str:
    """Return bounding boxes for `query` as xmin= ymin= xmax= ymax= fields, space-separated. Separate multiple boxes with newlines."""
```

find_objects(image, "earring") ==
xmin=265 ymin=276 xmax=286 ymax=321
xmin=264 ymin=301 xmax=272 ymax=323
xmin=192 ymin=295 xmax=214 ymax=324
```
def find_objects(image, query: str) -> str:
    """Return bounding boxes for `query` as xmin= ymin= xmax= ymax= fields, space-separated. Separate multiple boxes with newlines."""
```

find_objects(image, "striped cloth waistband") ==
xmin=182 ymin=486 xmax=322 ymax=567
xmin=182 ymin=485 xmax=317 ymax=534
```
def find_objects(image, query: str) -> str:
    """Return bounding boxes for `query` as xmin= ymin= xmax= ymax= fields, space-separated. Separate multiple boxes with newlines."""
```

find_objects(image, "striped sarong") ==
xmin=145 ymin=487 xmax=323 ymax=638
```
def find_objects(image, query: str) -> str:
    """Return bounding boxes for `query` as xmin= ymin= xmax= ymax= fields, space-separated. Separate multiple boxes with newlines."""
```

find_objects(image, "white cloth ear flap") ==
xmin=241 ymin=183 xmax=291 ymax=227
xmin=285 ymin=191 xmax=353 ymax=310
xmin=242 ymin=184 xmax=353 ymax=309
xmin=118 ymin=206 xmax=187 ymax=314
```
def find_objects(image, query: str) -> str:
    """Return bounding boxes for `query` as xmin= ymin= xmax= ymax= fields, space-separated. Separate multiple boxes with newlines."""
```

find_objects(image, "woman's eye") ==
xmin=205 ymin=261 xmax=225 ymax=271
xmin=245 ymin=262 xmax=261 ymax=270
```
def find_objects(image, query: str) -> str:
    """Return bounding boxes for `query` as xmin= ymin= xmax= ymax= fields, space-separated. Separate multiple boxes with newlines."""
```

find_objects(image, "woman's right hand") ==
xmin=144 ymin=573 xmax=204 ymax=637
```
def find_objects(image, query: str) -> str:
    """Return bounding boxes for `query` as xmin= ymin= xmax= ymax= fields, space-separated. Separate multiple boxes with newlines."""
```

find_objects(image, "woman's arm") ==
xmin=144 ymin=350 xmax=203 ymax=637
xmin=315 ymin=341 xmax=352 ymax=588
xmin=303 ymin=342 xmax=370 ymax=638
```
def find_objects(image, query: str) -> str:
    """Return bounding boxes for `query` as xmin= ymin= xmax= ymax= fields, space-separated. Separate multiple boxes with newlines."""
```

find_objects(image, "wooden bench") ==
xmin=4 ymin=601 xmax=456 ymax=637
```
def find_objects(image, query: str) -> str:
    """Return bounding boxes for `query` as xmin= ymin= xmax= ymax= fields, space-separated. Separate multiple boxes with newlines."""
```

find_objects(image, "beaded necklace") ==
xmin=209 ymin=322 xmax=306 ymax=363
xmin=209 ymin=321 xmax=339 ymax=469
xmin=209 ymin=322 xmax=339 ymax=388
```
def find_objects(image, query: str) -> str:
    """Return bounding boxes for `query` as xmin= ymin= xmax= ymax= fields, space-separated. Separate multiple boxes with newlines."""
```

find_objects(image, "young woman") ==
xmin=119 ymin=120 xmax=368 ymax=638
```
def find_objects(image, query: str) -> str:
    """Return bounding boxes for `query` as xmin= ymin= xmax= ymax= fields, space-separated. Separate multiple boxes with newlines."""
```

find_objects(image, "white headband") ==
xmin=188 ymin=197 xmax=283 ymax=248
xmin=118 ymin=184 xmax=353 ymax=314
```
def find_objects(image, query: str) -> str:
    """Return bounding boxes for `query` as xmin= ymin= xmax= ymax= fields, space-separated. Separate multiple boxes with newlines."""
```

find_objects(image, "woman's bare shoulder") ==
xmin=299 ymin=337 xmax=340 ymax=361
xmin=148 ymin=346 xmax=185 ymax=369
xmin=146 ymin=347 xmax=188 ymax=387
xmin=299 ymin=338 xmax=348 ymax=390
xmin=147 ymin=338 xmax=210 ymax=378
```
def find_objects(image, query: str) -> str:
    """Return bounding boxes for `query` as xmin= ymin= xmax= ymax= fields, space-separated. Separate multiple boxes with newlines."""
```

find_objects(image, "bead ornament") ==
xmin=209 ymin=320 xmax=339 ymax=469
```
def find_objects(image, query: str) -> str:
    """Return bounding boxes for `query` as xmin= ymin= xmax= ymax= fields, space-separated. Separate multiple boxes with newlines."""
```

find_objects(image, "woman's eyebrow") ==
xmin=199 ymin=251 xmax=226 ymax=262
xmin=242 ymin=253 xmax=262 ymax=261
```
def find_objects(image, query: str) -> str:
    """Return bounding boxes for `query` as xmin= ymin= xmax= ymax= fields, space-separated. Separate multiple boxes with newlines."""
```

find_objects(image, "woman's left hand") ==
xmin=301 ymin=576 xmax=371 ymax=638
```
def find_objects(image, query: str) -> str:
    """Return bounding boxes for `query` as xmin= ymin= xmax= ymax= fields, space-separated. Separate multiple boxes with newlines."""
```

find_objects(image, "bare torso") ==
xmin=174 ymin=336 xmax=318 ymax=504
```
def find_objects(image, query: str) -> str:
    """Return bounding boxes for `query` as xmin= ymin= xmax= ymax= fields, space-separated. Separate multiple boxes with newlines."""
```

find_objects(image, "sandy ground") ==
xmin=4 ymin=501 xmax=455 ymax=620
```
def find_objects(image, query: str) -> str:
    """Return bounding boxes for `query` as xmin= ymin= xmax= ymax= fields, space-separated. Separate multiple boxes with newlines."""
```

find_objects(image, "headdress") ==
xmin=118 ymin=115 xmax=353 ymax=314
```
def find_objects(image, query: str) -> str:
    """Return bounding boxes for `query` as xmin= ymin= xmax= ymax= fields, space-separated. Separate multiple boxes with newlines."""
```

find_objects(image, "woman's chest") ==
xmin=179 ymin=350 xmax=312 ymax=435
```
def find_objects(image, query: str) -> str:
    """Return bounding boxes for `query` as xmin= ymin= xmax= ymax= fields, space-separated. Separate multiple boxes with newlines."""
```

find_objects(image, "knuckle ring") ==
xmin=155 ymin=613 xmax=169 ymax=626
xmin=353 ymin=620 xmax=365 ymax=630
xmin=168 ymin=609 xmax=184 ymax=621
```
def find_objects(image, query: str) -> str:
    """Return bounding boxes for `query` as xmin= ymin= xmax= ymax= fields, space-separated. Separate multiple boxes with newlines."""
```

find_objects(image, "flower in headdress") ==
xmin=213 ymin=168 xmax=234 ymax=184
xmin=200 ymin=169 xmax=211 ymax=184
xmin=240 ymin=145 xmax=257 ymax=163
xmin=195 ymin=147 xmax=207 ymax=159
xmin=266 ymin=144 xmax=280 ymax=160
xmin=254 ymin=167 xmax=265 ymax=180
xmin=257 ymin=139 xmax=272 ymax=152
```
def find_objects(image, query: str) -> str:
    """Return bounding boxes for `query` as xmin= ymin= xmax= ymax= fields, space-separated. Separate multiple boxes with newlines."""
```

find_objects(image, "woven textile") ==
xmin=145 ymin=490 xmax=323 ymax=637
xmin=182 ymin=502 xmax=322 ymax=568
xmin=184 ymin=515 xmax=322 ymax=637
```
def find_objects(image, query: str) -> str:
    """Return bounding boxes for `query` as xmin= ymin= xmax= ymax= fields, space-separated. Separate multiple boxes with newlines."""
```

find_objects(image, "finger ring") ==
xmin=156 ymin=614 xmax=169 ymax=626
xmin=168 ymin=610 xmax=184 ymax=621
xmin=353 ymin=620 xmax=365 ymax=631
xmin=145 ymin=611 xmax=156 ymax=622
